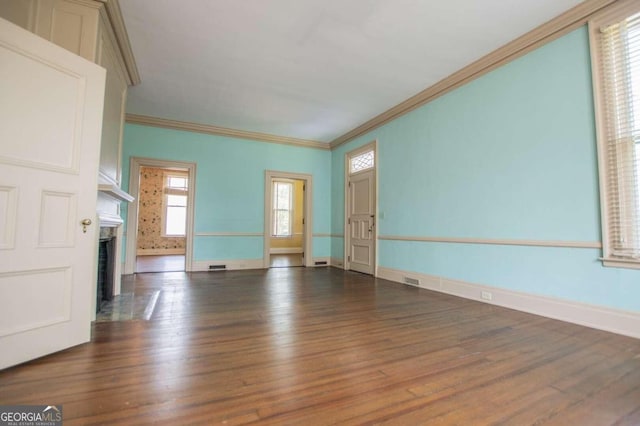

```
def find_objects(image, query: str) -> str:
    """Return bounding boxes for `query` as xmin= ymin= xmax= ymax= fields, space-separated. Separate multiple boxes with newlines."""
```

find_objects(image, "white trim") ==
xmin=191 ymin=259 xmax=264 ymax=272
xmin=99 ymin=0 xmax=141 ymax=85
xmin=378 ymin=235 xmax=602 ymax=249
xmin=113 ymin=225 xmax=124 ymax=296
xmin=125 ymin=157 xmax=196 ymax=274
xmin=98 ymin=212 xmax=123 ymax=227
xmin=264 ymin=171 xmax=313 ymax=268
xmin=344 ymin=140 xmax=378 ymax=274
xmin=330 ymin=257 xmax=345 ymax=269
xmin=314 ymin=233 xmax=343 ymax=238
xmin=270 ymin=247 xmax=304 ymax=254
xmin=601 ymin=258 xmax=640 ymax=270
xmin=126 ymin=114 xmax=329 ymax=150
xmin=377 ymin=266 xmax=640 ymax=339
xmin=136 ymin=248 xmax=185 ymax=256
xmin=195 ymin=232 xmax=263 ymax=237
xmin=311 ymin=257 xmax=331 ymax=267
xmin=97 ymin=183 xmax=134 ymax=203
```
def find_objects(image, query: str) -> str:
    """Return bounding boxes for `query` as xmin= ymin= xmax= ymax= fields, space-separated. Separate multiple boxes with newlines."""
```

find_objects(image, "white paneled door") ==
xmin=348 ymin=169 xmax=375 ymax=275
xmin=0 ymin=18 xmax=105 ymax=369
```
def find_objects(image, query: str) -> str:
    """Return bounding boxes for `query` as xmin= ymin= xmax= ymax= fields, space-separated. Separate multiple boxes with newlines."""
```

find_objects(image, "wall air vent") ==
xmin=209 ymin=265 xmax=226 ymax=270
xmin=315 ymin=261 xmax=328 ymax=266
xmin=404 ymin=277 xmax=420 ymax=286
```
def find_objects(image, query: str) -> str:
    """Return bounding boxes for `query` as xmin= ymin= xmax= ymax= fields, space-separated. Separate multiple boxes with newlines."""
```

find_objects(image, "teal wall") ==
xmin=121 ymin=125 xmax=331 ymax=262
xmin=122 ymin=26 xmax=639 ymax=313
xmin=331 ymin=27 xmax=640 ymax=312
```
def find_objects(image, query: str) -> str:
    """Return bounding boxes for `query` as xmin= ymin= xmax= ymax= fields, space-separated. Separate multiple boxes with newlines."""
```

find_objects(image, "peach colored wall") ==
xmin=137 ymin=167 xmax=186 ymax=254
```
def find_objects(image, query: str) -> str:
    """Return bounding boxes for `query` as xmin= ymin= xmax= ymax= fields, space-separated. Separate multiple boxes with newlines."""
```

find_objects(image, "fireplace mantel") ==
xmin=98 ymin=183 xmax=134 ymax=203
xmin=98 ymin=212 xmax=124 ymax=227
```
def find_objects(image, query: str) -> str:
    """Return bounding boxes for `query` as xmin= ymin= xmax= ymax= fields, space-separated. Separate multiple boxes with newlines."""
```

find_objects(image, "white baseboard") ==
xmin=377 ymin=266 xmax=640 ymax=339
xmin=137 ymin=248 xmax=186 ymax=256
xmin=270 ymin=247 xmax=304 ymax=254
xmin=330 ymin=257 xmax=344 ymax=269
xmin=191 ymin=259 xmax=264 ymax=272
xmin=311 ymin=257 xmax=331 ymax=267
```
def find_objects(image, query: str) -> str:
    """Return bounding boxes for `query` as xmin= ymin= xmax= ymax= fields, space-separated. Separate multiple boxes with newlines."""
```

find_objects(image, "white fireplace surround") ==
xmin=98 ymin=183 xmax=133 ymax=227
xmin=96 ymin=180 xmax=133 ymax=314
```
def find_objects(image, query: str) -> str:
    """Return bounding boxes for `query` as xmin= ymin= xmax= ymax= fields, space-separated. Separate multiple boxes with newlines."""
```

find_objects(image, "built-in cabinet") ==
xmin=0 ymin=0 xmax=138 ymax=298
xmin=0 ymin=0 xmax=137 ymax=190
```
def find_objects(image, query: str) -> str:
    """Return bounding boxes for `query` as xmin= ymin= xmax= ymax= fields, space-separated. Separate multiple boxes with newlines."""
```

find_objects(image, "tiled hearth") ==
xmin=95 ymin=289 xmax=160 ymax=322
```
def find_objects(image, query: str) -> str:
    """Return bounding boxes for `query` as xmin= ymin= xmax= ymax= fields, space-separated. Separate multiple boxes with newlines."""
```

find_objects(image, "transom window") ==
xmin=163 ymin=173 xmax=188 ymax=237
xmin=590 ymin=2 xmax=640 ymax=268
xmin=272 ymin=180 xmax=293 ymax=237
xmin=349 ymin=150 xmax=375 ymax=174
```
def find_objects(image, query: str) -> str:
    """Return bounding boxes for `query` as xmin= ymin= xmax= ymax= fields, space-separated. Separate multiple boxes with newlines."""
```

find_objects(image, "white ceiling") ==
xmin=120 ymin=0 xmax=583 ymax=143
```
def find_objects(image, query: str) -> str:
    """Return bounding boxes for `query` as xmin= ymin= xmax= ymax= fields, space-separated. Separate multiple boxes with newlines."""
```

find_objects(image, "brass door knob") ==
xmin=81 ymin=218 xmax=92 ymax=233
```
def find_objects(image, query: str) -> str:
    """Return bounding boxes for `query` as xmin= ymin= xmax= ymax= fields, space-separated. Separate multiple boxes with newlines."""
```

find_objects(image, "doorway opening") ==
xmin=264 ymin=171 xmax=313 ymax=268
xmin=125 ymin=158 xmax=196 ymax=274
xmin=345 ymin=141 xmax=378 ymax=275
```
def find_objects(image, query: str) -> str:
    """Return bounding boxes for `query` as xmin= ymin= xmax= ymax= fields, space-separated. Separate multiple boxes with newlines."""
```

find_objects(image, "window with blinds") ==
xmin=272 ymin=180 xmax=293 ymax=237
xmin=590 ymin=0 xmax=640 ymax=268
xmin=163 ymin=173 xmax=188 ymax=237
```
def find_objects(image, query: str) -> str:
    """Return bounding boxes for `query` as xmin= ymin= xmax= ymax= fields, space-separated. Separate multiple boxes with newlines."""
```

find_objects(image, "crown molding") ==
xmin=330 ymin=0 xmax=618 ymax=149
xmin=99 ymin=0 xmax=141 ymax=85
xmin=125 ymin=114 xmax=331 ymax=150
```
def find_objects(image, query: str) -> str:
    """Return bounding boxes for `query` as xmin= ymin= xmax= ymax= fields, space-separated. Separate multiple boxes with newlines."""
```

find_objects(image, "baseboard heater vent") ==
xmin=209 ymin=264 xmax=227 ymax=270
xmin=404 ymin=276 xmax=420 ymax=286
xmin=315 ymin=261 xmax=328 ymax=266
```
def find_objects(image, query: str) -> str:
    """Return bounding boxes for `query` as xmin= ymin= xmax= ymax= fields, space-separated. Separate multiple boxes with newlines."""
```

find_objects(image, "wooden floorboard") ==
xmin=1 ymin=268 xmax=639 ymax=425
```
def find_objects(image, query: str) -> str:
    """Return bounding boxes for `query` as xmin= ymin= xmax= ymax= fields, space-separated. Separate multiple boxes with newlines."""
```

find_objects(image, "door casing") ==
xmin=344 ymin=140 xmax=378 ymax=275
xmin=264 ymin=170 xmax=313 ymax=268
xmin=125 ymin=157 xmax=196 ymax=274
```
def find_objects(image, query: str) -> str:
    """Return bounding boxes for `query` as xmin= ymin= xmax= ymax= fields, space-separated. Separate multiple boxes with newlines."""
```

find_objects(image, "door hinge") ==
xmin=348 ymin=218 xmax=351 ymax=224
xmin=303 ymin=184 xmax=306 ymax=191
xmin=302 ymin=252 xmax=304 ymax=258
xmin=348 ymin=255 xmax=351 ymax=262
xmin=302 ymin=218 xmax=305 ymax=225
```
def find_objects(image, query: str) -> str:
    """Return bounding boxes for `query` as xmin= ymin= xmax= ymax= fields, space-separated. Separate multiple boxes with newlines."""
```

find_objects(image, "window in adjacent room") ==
xmin=163 ymin=173 xmax=188 ymax=237
xmin=590 ymin=0 xmax=640 ymax=268
xmin=272 ymin=180 xmax=293 ymax=237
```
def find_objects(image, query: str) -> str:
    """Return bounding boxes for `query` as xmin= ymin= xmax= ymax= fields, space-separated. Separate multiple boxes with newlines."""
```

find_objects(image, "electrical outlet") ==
xmin=481 ymin=291 xmax=493 ymax=301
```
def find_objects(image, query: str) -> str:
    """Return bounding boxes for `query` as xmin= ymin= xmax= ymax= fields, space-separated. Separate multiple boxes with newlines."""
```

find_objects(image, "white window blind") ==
xmin=272 ymin=181 xmax=292 ymax=237
xmin=592 ymin=3 xmax=640 ymax=265
xmin=163 ymin=173 xmax=188 ymax=237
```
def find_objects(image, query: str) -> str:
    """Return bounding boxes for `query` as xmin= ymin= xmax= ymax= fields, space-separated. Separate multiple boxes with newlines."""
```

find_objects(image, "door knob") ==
xmin=81 ymin=218 xmax=92 ymax=233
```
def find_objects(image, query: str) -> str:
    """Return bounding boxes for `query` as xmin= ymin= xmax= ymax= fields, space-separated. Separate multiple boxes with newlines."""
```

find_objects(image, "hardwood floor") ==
xmin=136 ymin=254 xmax=185 ymax=273
xmin=1 ymin=268 xmax=639 ymax=425
xmin=270 ymin=253 xmax=304 ymax=268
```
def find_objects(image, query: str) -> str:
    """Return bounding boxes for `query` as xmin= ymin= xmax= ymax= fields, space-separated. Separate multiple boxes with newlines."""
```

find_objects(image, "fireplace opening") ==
xmin=97 ymin=236 xmax=116 ymax=313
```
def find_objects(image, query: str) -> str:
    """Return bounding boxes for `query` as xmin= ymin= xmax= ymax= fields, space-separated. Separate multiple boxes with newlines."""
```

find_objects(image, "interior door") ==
xmin=348 ymin=169 xmax=375 ymax=274
xmin=0 ymin=18 xmax=105 ymax=369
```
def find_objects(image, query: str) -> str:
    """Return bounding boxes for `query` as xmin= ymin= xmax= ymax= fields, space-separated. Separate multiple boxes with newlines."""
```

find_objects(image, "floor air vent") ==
xmin=404 ymin=276 xmax=420 ymax=286
xmin=209 ymin=265 xmax=226 ymax=270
